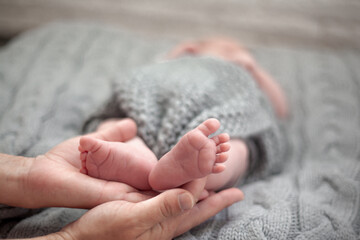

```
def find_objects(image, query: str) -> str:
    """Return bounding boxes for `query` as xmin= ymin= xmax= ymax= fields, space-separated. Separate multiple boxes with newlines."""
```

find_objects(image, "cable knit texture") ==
xmin=0 ymin=23 xmax=359 ymax=239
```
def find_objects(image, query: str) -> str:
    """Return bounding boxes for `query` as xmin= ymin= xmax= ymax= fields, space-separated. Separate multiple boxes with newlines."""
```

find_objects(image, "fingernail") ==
xmin=178 ymin=193 xmax=194 ymax=211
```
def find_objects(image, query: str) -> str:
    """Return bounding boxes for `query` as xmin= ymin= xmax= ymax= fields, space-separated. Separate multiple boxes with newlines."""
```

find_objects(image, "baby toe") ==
xmin=212 ymin=164 xmax=226 ymax=174
xmin=79 ymin=136 xmax=101 ymax=152
xmin=216 ymin=143 xmax=231 ymax=153
xmin=197 ymin=118 xmax=221 ymax=136
xmin=212 ymin=133 xmax=230 ymax=145
xmin=216 ymin=152 xmax=229 ymax=163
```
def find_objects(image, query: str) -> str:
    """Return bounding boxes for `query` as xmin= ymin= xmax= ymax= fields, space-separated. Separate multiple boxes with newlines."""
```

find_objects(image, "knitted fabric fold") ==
xmin=95 ymin=57 xmax=285 ymax=180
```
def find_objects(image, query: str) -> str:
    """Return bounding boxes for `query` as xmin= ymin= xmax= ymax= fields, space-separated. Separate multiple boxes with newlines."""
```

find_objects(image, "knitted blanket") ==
xmin=88 ymin=56 xmax=285 ymax=182
xmin=0 ymin=23 xmax=359 ymax=239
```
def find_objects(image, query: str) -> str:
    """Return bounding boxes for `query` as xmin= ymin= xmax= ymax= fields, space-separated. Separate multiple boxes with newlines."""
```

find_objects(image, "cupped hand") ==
xmin=23 ymin=118 xmax=155 ymax=209
xmin=60 ymin=187 xmax=244 ymax=240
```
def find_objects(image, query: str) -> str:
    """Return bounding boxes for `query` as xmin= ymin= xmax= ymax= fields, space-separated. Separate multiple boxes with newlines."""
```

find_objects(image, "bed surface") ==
xmin=1 ymin=1 xmax=360 ymax=239
xmin=0 ymin=0 xmax=360 ymax=50
xmin=0 ymin=22 xmax=359 ymax=239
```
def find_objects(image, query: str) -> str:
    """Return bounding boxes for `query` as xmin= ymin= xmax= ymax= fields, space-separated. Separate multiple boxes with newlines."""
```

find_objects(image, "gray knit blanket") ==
xmin=0 ymin=23 xmax=359 ymax=239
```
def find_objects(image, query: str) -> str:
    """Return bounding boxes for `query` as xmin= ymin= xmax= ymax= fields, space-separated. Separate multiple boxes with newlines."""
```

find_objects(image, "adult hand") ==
xmin=58 ymin=187 xmax=244 ymax=240
xmin=167 ymin=38 xmax=288 ymax=118
xmin=21 ymin=118 xmax=156 ymax=209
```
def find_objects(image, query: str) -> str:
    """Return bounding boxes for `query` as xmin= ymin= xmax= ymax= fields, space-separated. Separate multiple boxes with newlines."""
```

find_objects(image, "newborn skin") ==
xmin=79 ymin=119 xmax=230 ymax=190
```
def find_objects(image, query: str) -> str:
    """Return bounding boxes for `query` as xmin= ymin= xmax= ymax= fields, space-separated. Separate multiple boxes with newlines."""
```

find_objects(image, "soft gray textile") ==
xmin=0 ymin=23 xmax=359 ymax=239
xmin=91 ymin=56 xmax=285 ymax=181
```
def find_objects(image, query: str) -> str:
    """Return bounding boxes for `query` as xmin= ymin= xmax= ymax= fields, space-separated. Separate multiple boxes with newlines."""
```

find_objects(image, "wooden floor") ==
xmin=0 ymin=0 xmax=359 ymax=49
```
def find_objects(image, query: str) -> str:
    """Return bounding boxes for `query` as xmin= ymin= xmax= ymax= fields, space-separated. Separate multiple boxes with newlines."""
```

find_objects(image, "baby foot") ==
xmin=93 ymin=118 xmax=138 ymax=142
xmin=78 ymin=136 xmax=157 ymax=190
xmin=149 ymin=118 xmax=230 ymax=190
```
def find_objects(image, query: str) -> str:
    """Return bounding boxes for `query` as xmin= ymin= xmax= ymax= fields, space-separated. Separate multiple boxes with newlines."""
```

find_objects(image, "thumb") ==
xmin=136 ymin=189 xmax=195 ymax=223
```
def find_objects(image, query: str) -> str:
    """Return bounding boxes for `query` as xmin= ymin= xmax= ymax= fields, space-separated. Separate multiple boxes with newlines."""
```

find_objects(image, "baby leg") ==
xmin=149 ymin=118 xmax=230 ymax=190
xmin=79 ymin=136 xmax=157 ymax=190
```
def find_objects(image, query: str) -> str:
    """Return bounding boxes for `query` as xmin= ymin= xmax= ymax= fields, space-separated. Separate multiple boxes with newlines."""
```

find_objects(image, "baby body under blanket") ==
xmin=0 ymin=23 xmax=359 ymax=239
xmin=91 ymin=57 xmax=285 ymax=180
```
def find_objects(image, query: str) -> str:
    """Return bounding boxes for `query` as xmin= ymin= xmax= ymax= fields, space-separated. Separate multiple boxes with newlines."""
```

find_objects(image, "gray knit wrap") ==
xmin=0 ymin=23 xmax=359 ymax=239
xmin=91 ymin=56 xmax=285 ymax=181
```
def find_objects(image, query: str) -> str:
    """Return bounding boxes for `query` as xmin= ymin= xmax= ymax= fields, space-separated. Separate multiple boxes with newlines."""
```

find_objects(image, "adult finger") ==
xmin=181 ymin=177 xmax=207 ymax=202
xmin=88 ymin=118 xmax=137 ymax=142
xmin=135 ymin=189 xmax=195 ymax=224
xmin=174 ymin=187 xmax=244 ymax=237
xmin=51 ymin=173 xmax=152 ymax=209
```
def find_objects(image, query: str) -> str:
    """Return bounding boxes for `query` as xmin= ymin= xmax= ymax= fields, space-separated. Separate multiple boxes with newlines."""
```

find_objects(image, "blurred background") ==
xmin=0 ymin=0 xmax=359 ymax=50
